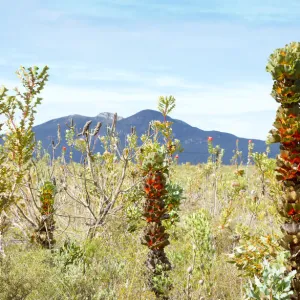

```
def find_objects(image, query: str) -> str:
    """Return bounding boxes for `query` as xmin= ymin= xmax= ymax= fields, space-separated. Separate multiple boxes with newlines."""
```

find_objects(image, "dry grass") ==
xmin=1 ymin=162 xmax=282 ymax=299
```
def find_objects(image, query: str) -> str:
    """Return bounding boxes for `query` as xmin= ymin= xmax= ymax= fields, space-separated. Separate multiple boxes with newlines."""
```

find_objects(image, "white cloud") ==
xmin=155 ymin=76 xmax=203 ymax=89
xmin=0 ymin=75 xmax=278 ymax=139
xmin=176 ymin=111 xmax=277 ymax=140
xmin=37 ymin=0 xmax=300 ymax=23
xmin=32 ymin=82 xmax=158 ymax=124
xmin=37 ymin=83 xmax=277 ymax=139
xmin=66 ymin=68 xmax=204 ymax=89
xmin=67 ymin=69 xmax=145 ymax=82
xmin=173 ymin=82 xmax=278 ymax=115
xmin=35 ymin=9 xmax=63 ymax=22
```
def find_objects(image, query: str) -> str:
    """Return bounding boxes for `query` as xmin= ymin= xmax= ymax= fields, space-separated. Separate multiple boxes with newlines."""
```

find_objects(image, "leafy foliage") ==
xmin=158 ymin=95 xmax=176 ymax=120
xmin=267 ymin=41 xmax=300 ymax=297
xmin=244 ymin=252 xmax=296 ymax=300
xmin=0 ymin=60 xmax=297 ymax=300
xmin=140 ymin=96 xmax=183 ymax=298
xmin=185 ymin=209 xmax=215 ymax=277
xmin=228 ymin=234 xmax=282 ymax=278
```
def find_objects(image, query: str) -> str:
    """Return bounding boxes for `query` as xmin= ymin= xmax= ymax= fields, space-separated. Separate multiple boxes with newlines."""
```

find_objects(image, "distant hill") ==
xmin=32 ymin=109 xmax=279 ymax=164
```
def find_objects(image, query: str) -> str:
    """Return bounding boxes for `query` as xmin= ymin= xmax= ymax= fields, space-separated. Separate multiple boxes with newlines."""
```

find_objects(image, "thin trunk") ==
xmin=213 ymin=174 xmax=218 ymax=216
xmin=0 ymin=231 xmax=4 ymax=257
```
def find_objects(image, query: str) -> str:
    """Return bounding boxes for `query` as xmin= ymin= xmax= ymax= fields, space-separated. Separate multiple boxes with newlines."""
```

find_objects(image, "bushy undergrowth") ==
xmin=0 ymin=161 xmax=288 ymax=300
xmin=0 ymin=63 xmax=297 ymax=299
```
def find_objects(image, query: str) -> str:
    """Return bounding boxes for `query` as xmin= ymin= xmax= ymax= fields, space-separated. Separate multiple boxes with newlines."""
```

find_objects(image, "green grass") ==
xmin=1 ymin=163 xmax=283 ymax=299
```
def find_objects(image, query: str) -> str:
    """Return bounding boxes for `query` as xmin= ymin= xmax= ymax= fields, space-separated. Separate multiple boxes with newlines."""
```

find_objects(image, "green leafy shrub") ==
xmin=185 ymin=209 xmax=215 ymax=276
xmin=228 ymin=233 xmax=282 ymax=278
xmin=185 ymin=209 xmax=215 ymax=296
xmin=244 ymin=252 xmax=296 ymax=300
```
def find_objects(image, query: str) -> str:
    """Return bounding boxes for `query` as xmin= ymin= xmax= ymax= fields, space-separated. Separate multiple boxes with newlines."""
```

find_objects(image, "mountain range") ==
xmin=32 ymin=109 xmax=279 ymax=164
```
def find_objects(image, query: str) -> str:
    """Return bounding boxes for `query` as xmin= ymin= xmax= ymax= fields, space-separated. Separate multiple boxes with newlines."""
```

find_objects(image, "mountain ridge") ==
xmin=32 ymin=109 xmax=279 ymax=164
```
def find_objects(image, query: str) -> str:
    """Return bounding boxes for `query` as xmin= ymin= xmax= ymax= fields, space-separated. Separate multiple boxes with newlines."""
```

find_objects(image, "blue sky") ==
xmin=1 ymin=0 xmax=300 ymax=139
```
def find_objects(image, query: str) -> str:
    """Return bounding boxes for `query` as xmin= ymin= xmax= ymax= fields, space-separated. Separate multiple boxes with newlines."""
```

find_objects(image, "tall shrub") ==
xmin=0 ymin=66 xmax=48 ymax=252
xmin=267 ymin=41 xmax=300 ymax=298
xmin=139 ymin=96 xmax=183 ymax=299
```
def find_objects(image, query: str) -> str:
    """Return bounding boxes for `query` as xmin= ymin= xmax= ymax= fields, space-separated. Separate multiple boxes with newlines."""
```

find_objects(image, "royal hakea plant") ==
xmin=267 ymin=41 xmax=300 ymax=298
xmin=139 ymin=96 xmax=183 ymax=298
xmin=32 ymin=180 xmax=57 ymax=248
xmin=140 ymin=151 xmax=172 ymax=297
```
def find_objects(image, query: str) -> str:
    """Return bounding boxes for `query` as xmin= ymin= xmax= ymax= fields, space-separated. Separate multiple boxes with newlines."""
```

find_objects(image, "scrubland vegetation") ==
xmin=1 ymin=42 xmax=300 ymax=300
